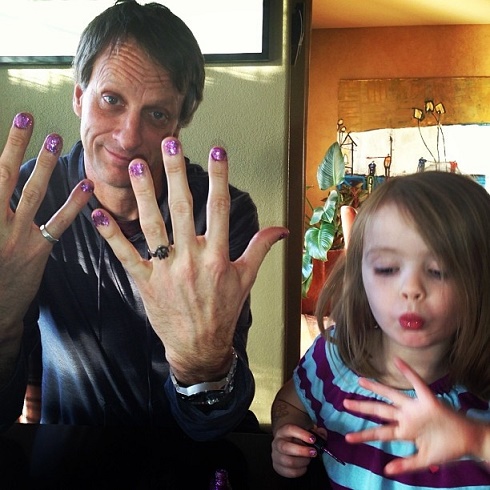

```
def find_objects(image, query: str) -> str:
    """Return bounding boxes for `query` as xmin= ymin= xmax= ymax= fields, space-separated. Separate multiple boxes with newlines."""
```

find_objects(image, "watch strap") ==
xmin=169 ymin=348 xmax=238 ymax=399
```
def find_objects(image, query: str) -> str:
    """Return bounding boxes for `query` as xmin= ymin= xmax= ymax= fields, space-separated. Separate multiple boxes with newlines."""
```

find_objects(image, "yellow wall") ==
xmin=0 ymin=0 xmax=292 ymax=426
xmin=307 ymin=24 xmax=490 ymax=208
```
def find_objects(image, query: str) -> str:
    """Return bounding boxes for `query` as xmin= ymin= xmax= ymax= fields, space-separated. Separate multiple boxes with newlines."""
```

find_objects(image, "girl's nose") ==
xmin=401 ymin=272 xmax=425 ymax=301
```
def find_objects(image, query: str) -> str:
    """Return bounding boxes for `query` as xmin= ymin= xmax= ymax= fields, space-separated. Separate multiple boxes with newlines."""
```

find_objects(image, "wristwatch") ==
xmin=169 ymin=348 xmax=238 ymax=406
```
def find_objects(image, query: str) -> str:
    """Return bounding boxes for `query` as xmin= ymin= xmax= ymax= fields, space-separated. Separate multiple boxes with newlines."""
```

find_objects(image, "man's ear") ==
xmin=73 ymin=84 xmax=84 ymax=117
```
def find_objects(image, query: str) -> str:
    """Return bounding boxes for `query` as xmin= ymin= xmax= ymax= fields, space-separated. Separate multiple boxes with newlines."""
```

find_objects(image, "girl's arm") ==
xmin=344 ymin=357 xmax=490 ymax=475
xmin=271 ymin=378 xmax=323 ymax=478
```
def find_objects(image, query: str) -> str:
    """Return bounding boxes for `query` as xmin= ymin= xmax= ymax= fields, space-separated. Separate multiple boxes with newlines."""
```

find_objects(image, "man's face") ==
xmin=73 ymin=39 xmax=184 ymax=194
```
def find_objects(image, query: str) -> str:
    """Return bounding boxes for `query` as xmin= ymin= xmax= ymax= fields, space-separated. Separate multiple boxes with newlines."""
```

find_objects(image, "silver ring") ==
xmin=40 ymin=224 xmax=59 ymax=244
xmin=148 ymin=244 xmax=170 ymax=260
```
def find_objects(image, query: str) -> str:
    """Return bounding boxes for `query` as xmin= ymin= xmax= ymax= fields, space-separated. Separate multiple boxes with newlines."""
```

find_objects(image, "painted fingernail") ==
xmin=45 ymin=134 xmax=62 ymax=154
xmin=309 ymin=449 xmax=317 ymax=458
xmin=164 ymin=139 xmax=180 ymax=156
xmin=429 ymin=465 xmax=439 ymax=473
xmin=14 ymin=112 xmax=33 ymax=130
xmin=129 ymin=161 xmax=145 ymax=177
xmin=92 ymin=210 xmax=110 ymax=227
xmin=211 ymin=146 xmax=227 ymax=161
xmin=80 ymin=180 xmax=94 ymax=193
xmin=278 ymin=231 xmax=290 ymax=241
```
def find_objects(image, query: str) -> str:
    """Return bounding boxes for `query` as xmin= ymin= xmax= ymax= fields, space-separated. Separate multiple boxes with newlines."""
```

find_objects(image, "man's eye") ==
xmin=103 ymin=95 xmax=118 ymax=105
xmin=152 ymin=111 xmax=168 ymax=122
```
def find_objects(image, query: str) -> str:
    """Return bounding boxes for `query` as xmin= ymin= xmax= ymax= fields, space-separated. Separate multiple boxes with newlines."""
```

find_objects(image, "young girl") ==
xmin=271 ymin=171 xmax=490 ymax=488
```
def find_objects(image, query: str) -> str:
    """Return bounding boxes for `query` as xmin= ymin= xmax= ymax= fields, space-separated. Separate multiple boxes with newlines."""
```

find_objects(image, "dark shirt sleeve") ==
xmin=164 ymin=354 xmax=255 ymax=441
xmin=0 ymin=349 xmax=27 ymax=432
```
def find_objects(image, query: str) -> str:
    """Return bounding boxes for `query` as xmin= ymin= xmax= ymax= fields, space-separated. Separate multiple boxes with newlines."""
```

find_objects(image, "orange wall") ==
xmin=306 ymin=24 xmax=490 ymax=208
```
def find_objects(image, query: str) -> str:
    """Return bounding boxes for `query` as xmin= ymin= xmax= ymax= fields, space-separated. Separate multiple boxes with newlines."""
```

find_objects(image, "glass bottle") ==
xmin=209 ymin=468 xmax=232 ymax=489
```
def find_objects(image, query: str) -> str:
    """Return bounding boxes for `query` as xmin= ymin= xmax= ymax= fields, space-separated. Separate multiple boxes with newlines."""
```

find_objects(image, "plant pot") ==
xmin=301 ymin=249 xmax=344 ymax=315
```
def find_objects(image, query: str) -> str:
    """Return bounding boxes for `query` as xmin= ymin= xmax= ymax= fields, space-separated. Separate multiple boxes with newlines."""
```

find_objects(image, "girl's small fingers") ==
xmin=357 ymin=377 xmax=408 ymax=406
xmin=344 ymin=398 xmax=397 ymax=421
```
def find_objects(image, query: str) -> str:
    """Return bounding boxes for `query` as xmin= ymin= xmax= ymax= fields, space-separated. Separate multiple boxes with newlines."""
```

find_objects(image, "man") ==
xmin=0 ymin=0 xmax=287 ymax=439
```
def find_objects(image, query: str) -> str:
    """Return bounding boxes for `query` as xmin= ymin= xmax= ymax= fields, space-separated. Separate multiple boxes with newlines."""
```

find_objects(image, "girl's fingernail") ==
xmin=278 ymin=231 xmax=290 ymax=241
xmin=164 ymin=139 xmax=180 ymax=156
xmin=129 ymin=161 xmax=145 ymax=177
xmin=80 ymin=180 xmax=94 ymax=193
xmin=14 ymin=112 xmax=33 ymax=130
xmin=309 ymin=449 xmax=317 ymax=458
xmin=211 ymin=146 xmax=227 ymax=161
xmin=92 ymin=210 xmax=110 ymax=227
xmin=45 ymin=134 xmax=62 ymax=154
xmin=429 ymin=465 xmax=439 ymax=473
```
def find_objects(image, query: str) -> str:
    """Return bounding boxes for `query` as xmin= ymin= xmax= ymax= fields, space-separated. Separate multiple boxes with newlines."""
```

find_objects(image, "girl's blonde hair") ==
xmin=316 ymin=171 xmax=490 ymax=399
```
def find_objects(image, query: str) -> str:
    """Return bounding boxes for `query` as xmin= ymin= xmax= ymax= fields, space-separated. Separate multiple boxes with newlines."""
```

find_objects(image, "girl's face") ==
xmin=362 ymin=203 xmax=458 ymax=358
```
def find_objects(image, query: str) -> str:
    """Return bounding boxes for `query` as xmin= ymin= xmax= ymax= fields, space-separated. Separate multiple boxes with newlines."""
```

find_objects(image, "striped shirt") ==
xmin=294 ymin=333 xmax=490 ymax=489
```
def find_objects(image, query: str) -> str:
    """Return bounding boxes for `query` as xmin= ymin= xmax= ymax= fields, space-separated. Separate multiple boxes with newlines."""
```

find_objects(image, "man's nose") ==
xmin=115 ymin=112 xmax=142 ymax=152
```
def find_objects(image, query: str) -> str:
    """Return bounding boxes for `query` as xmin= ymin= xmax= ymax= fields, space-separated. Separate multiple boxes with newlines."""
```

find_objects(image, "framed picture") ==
xmin=0 ymin=0 xmax=270 ymax=65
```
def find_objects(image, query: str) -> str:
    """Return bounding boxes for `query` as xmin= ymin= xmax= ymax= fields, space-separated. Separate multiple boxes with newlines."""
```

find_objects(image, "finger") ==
xmin=0 ymin=113 xmax=34 ymax=215
xmin=345 ymin=425 xmax=396 ymax=444
xmin=357 ymin=377 xmax=409 ymax=406
xmin=234 ymin=226 xmax=289 ymax=288
xmin=344 ymin=398 xmax=397 ymax=421
xmin=15 ymin=133 xmax=63 ymax=227
xmin=92 ymin=208 xmax=150 ymax=282
xmin=128 ymin=160 xmax=169 ymax=250
xmin=41 ymin=180 xmax=94 ymax=241
xmin=206 ymin=146 xmax=230 ymax=251
xmin=161 ymin=137 xmax=195 ymax=247
xmin=393 ymin=357 xmax=434 ymax=400
xmin=384 ymin=455 xmax=426 ymax=476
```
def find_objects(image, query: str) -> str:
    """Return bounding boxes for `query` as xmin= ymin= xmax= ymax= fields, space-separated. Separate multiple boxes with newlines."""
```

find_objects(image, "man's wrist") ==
xmin=169 ymin=348 xmax=238 ymax=406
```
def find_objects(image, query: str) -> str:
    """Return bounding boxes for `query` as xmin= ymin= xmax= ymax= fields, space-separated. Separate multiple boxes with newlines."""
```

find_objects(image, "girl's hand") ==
xmin=271 ymin=423 xmax=320 ymax=478
xmin=344 ymin=357 xmax=485 ymax=475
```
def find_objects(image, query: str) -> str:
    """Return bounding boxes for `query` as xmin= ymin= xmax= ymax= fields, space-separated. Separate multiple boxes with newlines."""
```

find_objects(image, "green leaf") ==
xmin=322 ymin=189 xmax=338 ymax=222
xmin=301 ymin=253 xmax=313 ymax=297
xmin=317 ymin=142 xmax=345 ymax=190
xmin=304 ymin=221 xmax=336 ymax=260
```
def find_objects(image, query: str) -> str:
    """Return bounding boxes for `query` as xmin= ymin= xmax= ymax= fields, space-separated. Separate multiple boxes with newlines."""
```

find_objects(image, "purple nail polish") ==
xmin=80 ymin=181 xmax=94 ymax=193
xmin=211 ymin=147 xmax=227 ymax=161
xmin=92 ymin=210 xmax=110 ymax=227
xmin=45 ymin=134 xmax=62 ymax=154
xmin=129 ymin=161 xmax=145 ymax=177
xmin=14 ymin=113 xmax=33 ymax=130
xmin=164 ymin=139 xmax=180 ymax=156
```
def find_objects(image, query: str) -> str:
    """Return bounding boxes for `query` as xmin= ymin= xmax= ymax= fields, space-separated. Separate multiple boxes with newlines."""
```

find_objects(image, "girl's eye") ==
xmin=428 ymin=268 xmax=446 ymax=280
xmin=374 ymin=267 xmax=397 ymax=275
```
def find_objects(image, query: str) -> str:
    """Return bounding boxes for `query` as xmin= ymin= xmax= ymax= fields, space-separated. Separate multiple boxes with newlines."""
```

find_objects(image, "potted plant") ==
xmin=301 ymin=140 xmax=368 ymax=313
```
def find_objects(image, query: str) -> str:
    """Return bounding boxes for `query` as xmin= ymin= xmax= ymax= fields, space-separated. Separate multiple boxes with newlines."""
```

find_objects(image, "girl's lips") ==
xmin=399 ymin=313 xmax=425 ymax=330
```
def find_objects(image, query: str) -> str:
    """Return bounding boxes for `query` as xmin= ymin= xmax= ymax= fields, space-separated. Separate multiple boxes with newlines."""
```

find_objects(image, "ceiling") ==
xmin=313 ymin=0 xmax=490 ymax=29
